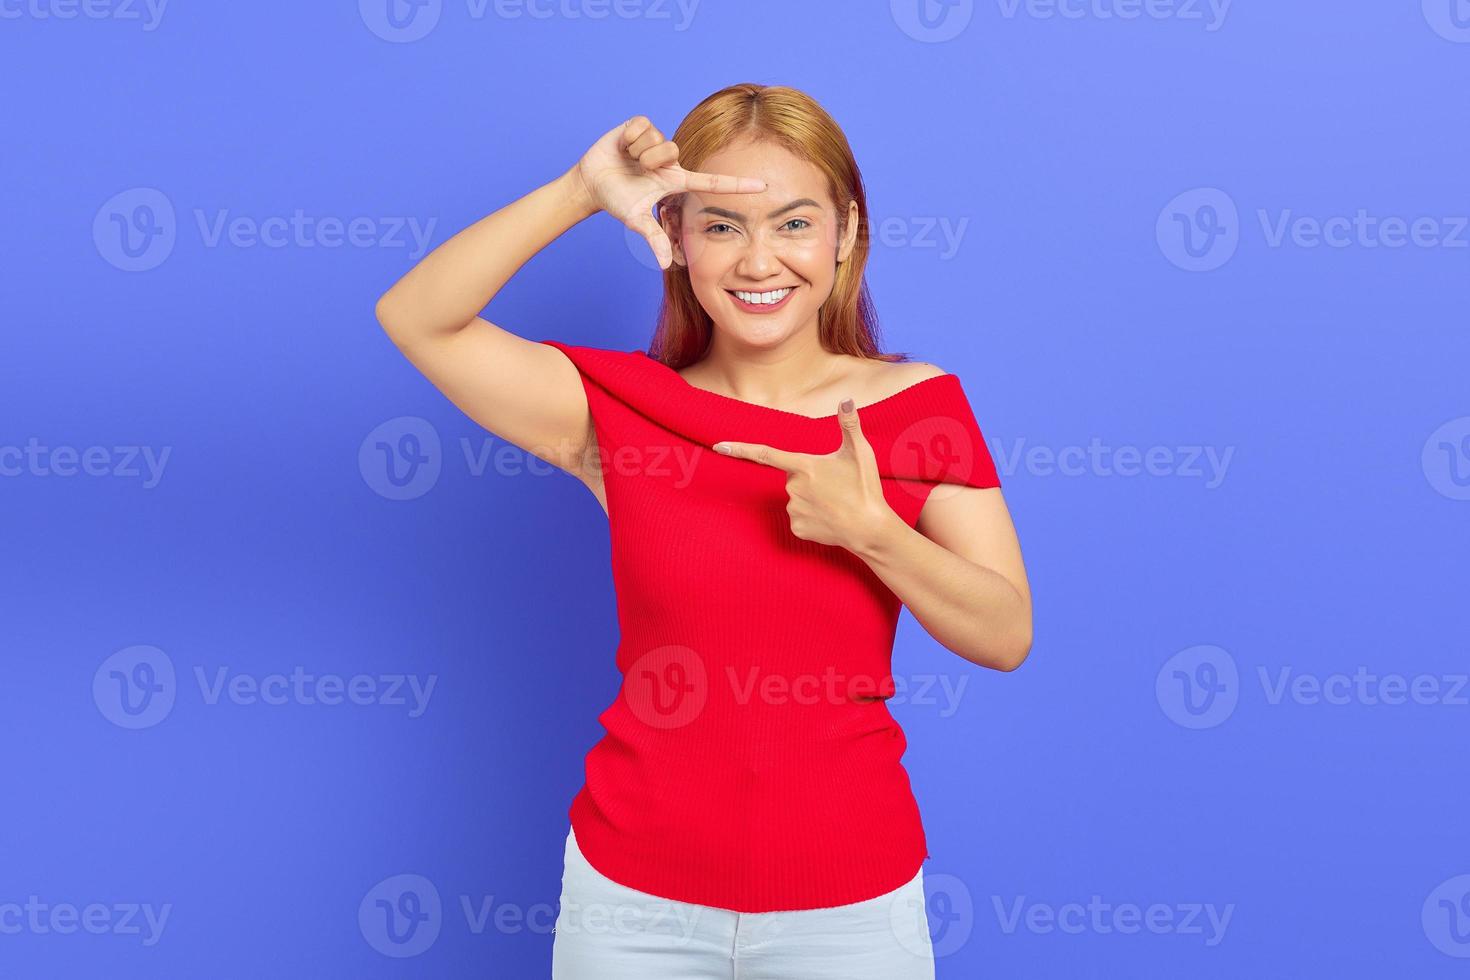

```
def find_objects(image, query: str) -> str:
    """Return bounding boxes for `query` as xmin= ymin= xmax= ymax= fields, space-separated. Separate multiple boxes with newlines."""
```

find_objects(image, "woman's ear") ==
xmin=660 ymin=204 xmax=687 ymax=268
xmin=836 ymin=199 xmax=860 ymax=264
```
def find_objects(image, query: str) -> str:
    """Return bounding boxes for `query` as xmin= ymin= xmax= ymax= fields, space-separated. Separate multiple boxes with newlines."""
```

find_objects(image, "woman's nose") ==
xmin=736 ymin=229 xmax=782 ymax=276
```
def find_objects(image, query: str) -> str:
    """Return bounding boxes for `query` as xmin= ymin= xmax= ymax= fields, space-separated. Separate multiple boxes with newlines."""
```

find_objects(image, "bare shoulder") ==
xmin=884 ymin=359 xmax=948 ymax=381
xmin=864 ymin=358 xmax=949 ymax=398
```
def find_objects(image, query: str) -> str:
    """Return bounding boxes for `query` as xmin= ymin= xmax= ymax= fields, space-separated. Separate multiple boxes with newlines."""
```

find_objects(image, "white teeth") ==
xmin=733 ymin=287 xmax=792 ymax=305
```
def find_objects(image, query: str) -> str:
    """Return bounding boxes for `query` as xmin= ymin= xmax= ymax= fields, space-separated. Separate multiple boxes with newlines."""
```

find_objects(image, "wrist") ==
xmin=847 ymin=505 xmax=910 ymax=563
xmin=557 ymin=164 xmax=599 ymax=222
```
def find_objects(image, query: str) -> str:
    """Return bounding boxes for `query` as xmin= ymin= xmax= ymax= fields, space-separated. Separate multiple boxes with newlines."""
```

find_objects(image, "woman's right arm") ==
xmin=373 ymin=116 xmax=765 ymax=481
xmin=373 ymin=164 xmax=601 ymax=478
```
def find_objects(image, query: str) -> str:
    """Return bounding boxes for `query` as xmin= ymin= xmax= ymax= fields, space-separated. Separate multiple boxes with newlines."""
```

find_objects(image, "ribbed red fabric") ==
xmin=540 ymin=340 xmax=1002 ymax=913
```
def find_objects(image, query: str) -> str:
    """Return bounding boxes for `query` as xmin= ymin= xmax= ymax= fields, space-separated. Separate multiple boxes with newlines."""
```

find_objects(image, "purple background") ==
xmin=3 ymin=1 xmax=1468 ymax=976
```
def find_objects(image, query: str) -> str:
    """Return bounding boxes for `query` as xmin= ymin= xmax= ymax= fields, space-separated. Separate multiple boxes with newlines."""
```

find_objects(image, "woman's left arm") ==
xmin=850 ymin=486 xmax=1032 ymax=673
xmin=713 ymin=399 xmax=1032 ymax=673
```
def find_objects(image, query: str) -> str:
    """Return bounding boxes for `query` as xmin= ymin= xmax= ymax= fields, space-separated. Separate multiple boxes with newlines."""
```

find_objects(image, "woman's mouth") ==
xmin=726 ymin=286 xmax=796 ymax=314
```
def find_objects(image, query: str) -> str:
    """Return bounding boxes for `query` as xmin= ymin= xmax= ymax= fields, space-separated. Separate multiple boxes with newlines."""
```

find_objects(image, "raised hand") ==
xmin=573 ymin=115 xmax=767 ymax=269
xmin=713 ymin=398 xmax=900 ymax=552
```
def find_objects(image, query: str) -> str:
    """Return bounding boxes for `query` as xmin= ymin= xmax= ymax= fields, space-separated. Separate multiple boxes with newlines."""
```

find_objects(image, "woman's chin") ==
xmin=714 ymin=317 xmax=803 ymax=350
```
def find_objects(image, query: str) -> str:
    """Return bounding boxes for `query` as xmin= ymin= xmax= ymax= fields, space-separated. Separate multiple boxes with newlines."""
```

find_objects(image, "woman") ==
xmin=375 ymin=82 xmax=1032 ymax=978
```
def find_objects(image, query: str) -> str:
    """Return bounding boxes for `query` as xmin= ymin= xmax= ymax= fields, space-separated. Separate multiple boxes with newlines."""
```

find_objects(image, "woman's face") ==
xmin=668 ymin=138 xmax=858 ymax=352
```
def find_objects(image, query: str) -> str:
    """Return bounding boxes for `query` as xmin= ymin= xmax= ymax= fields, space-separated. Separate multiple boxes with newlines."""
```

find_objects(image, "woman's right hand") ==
xmin=572 ymin=116 xmax=767 ymax=270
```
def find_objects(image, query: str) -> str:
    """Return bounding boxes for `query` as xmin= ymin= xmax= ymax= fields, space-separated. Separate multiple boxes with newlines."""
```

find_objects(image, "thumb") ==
xmin=627 ymin=211 xmax=672 ymax=269
xmin=836 ymin=397 xmax=866 ymax=451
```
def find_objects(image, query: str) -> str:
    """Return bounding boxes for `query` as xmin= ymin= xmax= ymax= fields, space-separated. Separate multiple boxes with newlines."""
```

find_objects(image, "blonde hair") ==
xmin=648 ymin=82 xmax=906 ymax=369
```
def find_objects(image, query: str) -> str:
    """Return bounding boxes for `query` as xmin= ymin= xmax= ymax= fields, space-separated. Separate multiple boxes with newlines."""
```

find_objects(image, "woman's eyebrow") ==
xmin=697 ymin=198 xmax=821 ymax=221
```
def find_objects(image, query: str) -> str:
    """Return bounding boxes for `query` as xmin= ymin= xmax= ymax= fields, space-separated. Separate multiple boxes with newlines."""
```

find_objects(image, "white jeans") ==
xmin=550 ymin=825 xmax=936 ymax=979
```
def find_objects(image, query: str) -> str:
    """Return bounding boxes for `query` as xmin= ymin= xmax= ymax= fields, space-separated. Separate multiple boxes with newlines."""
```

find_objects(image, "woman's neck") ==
xmin=680 ymin=332 xmax=856 ymax=412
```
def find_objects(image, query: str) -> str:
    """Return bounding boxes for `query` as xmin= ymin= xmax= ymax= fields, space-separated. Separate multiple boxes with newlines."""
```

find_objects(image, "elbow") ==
xmin=374 ymin=291 xmax=400 ymax=333
xmin=374 ymin=292 xmax=416 ymax=348
xmin=997 ymin=643 xmax=1030 ymax=672
xmin=995 ymin=622 xmax=1033 ymax=673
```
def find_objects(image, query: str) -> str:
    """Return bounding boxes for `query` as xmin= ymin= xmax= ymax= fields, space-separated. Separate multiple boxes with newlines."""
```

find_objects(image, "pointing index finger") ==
xmin=680 ymin=170 xmax=767 ymax=195
xmin=712 ymin=440 xmax=805 ymax=470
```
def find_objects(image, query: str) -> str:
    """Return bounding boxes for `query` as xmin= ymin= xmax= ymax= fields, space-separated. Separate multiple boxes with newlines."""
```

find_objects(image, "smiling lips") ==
xmin=726 ymin=285 xmax=797 ymax=313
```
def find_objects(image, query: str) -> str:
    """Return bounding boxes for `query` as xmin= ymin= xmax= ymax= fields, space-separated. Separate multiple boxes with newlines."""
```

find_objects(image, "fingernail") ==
xmin=839 ymin=398 xmax=854 ymax=414
xmin=713 ymin=442 xmax=731 ymax=454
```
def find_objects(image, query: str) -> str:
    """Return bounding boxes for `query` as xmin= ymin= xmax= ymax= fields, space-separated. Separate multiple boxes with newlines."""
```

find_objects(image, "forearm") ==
xmin=851 ymin=511 xmax=1031 ymax=672
xmin=375 ymin=165 xmax=597 ymax=344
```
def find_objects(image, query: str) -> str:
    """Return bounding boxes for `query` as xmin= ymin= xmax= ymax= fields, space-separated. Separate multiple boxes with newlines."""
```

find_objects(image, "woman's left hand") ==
xmin=712 ymin=398 xmax=899 ymax=553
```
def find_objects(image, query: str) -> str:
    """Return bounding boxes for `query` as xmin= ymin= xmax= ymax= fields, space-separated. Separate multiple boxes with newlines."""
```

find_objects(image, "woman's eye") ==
xmin=706 ymin=218 xmax=811 ymax=236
